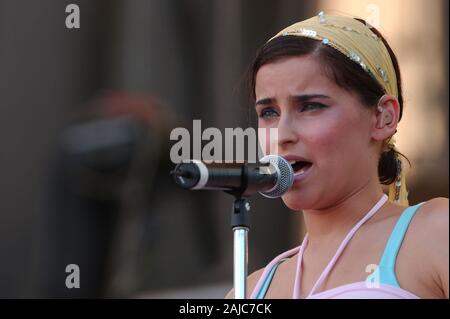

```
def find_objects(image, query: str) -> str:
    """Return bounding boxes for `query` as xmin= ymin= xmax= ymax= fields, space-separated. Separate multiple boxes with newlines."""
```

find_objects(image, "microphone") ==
xmin=170 ymin=155 xmax=294 ymax=198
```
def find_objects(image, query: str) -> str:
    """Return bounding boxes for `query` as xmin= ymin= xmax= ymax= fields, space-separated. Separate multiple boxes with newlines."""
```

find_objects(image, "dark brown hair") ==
xmin=248 ymin=18 xmax=409 ymax=185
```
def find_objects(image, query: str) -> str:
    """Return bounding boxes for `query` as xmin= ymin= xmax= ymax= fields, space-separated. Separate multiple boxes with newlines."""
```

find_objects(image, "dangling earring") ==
xmin=389 ymin=155 xmax=409 ymax=206
xmin=394 ymin=157 xmax=402 ymax=203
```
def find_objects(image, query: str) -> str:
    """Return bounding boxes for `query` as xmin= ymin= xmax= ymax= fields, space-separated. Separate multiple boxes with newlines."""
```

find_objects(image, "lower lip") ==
xmin=292 ymin=165 xmax=313 ymax=185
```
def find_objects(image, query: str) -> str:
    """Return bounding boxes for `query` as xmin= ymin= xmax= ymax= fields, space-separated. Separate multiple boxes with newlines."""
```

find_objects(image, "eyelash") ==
xmin=258 ymin=102 xmax=327 ymax=119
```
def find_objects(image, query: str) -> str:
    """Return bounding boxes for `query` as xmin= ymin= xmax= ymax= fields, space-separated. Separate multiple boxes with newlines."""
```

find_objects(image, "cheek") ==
xmin=304 ymin=119 xmax=360 ymax=164
xmin=306 ymin=121 xmax=344 ymax=150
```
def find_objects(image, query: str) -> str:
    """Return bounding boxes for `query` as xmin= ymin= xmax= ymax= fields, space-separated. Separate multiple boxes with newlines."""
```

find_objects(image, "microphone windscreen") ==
xmin=259 ymin=155 xmax=294 ymax=198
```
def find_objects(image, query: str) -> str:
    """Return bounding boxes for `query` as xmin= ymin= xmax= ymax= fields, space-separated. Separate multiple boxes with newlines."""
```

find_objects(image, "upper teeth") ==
xmin=289 ymin=160 xmax=297 ymax=165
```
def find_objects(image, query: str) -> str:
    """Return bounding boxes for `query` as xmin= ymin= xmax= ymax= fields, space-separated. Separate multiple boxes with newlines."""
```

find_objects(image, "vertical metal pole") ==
xmin=230 ymin=198 xmax=250 ymax=299
xmin=233 ymin=227 xmax=248 ymax=299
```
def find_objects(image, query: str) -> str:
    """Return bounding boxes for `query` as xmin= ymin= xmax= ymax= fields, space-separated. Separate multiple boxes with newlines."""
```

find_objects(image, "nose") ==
xmin=277 ymin=113 xmax=299 ymax=150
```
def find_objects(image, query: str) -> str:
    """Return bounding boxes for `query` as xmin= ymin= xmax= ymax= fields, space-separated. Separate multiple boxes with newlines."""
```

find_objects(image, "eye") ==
xmin=300 ymin=102 xmax=327 ymax=112
xmin=258 ymin=108 xmax=279 ymax=119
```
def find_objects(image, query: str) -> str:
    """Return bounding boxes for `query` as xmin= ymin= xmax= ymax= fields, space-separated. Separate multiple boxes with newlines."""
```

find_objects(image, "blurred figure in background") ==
xmin=41 ymin=91 xmax=220 ymax=298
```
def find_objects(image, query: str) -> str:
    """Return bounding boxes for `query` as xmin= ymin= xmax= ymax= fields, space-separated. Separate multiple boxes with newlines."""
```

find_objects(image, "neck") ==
xmin=302 ymin=179 xmax=386 ymax=246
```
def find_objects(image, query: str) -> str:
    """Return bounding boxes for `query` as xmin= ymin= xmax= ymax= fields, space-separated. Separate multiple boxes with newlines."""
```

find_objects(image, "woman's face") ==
xmin=255 ymin=55 xmax=378 ymax=211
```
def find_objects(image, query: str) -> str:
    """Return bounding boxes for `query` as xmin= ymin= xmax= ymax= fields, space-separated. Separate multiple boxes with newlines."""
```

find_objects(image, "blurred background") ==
xmin=0 ymin=0 xmax=447 ymax=298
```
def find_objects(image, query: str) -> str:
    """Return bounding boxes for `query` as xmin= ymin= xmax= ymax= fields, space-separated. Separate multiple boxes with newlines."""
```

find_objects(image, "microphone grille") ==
xmin=259 ymin=155 xmax=294 ymax=198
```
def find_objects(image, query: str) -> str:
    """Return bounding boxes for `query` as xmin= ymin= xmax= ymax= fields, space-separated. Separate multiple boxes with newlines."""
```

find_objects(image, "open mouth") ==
xmin=288 ymin=160 xmax=313 ymax=175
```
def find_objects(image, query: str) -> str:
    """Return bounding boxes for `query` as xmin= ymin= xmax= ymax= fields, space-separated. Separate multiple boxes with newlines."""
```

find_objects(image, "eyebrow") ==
xmin=255 ymin=94 xmax=330 ymax=107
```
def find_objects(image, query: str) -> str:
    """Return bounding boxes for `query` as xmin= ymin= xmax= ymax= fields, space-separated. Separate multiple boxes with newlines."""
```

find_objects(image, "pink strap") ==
xmin=292 ymin=233 xmax=308 ymax=298
xmin=293 ymin=194 xmax=388 ymax=298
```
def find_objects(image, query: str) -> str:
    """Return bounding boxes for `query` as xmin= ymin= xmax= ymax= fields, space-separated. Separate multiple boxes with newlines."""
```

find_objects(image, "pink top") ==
xmin=250 ymin=194 xmax=422 ymax=299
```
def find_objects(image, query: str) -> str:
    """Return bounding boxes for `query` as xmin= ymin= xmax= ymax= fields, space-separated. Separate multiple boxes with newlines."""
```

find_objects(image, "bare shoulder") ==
xmin=413 ymin=197 xmax=449 ymax=269
xmin=420 ymin=197 xmax=449 ymax=213
xmin=224 ymin=267 xmax=265 ymax=299
xmin=410 ymin=197 xmax=449 ymax=298
xmin=414 ymin=197 xmax=448 ymax=236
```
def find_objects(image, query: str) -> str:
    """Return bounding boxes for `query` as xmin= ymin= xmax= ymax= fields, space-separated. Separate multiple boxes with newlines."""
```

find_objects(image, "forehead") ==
xmin=255 ymin=55 xmax=337 ymax=98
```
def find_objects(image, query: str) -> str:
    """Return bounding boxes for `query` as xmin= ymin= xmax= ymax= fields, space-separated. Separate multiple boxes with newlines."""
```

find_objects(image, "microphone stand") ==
xmin=230 ymin=197 xmax=250 ymax=299
xmin=171 ymin=156 xmax=291 ymax=299
xmin=226 ymin=163 xmax=252 ymax=299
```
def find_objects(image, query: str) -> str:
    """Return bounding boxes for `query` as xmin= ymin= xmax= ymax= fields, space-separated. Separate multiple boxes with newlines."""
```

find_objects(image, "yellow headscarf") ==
xmin=269 ymin=12 xmax=408 ymax=206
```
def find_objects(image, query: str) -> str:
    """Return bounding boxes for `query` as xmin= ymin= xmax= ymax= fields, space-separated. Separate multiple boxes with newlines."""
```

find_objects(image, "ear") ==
xmin=371 ymin=95 xmax=400 ymax=142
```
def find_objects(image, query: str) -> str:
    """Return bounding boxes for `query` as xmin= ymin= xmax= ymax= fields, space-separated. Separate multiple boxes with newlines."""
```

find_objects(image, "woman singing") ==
xmin=227 ymin=12 xmax=448 ymax=299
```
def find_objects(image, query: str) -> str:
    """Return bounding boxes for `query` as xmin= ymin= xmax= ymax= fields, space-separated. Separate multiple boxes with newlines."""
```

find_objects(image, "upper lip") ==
xmin=281 ymin=155 xmax=312 ymax=163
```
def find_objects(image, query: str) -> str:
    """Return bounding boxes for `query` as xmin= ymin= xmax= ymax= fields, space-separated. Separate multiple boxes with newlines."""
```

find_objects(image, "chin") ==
xmin=281 ymin=191 xmax=313 ymax=211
